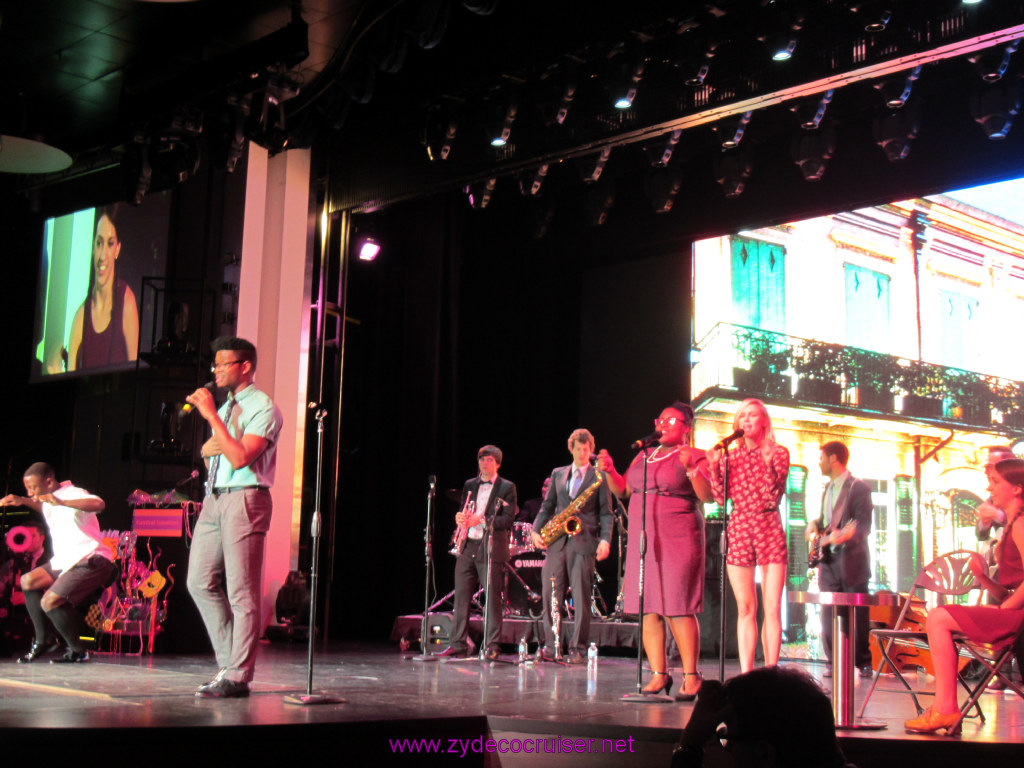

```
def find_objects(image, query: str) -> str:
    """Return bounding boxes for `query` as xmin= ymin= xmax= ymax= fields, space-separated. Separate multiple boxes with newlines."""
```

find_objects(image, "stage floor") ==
xmin=1 ymin=639 xmax=1021 ymax=766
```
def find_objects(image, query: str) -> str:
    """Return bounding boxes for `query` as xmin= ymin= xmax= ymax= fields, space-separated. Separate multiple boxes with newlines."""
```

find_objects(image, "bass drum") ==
xmin=505 ymin=551 xmax=546 ymax=619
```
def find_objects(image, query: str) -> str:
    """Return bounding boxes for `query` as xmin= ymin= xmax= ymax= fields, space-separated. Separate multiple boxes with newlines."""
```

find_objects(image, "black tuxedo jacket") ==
xmin=533 ymin=464 xmax=613 ymax=555
xmin=459 ymin=475 xmax=517 ymax=562
xmin=816 ymin=474 xmax=873 ymax=587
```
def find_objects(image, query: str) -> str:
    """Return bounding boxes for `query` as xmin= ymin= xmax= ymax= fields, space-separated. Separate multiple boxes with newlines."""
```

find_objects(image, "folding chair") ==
xmin=858 ymin=550 xmax=983 ymax=720
xmin=946 ymin=614 xmax=1024 ymax=733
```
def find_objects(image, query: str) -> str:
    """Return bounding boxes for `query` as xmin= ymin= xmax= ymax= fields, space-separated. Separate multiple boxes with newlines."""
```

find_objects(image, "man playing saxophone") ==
xmin=532 ymin=428 xmax=613 ymax=664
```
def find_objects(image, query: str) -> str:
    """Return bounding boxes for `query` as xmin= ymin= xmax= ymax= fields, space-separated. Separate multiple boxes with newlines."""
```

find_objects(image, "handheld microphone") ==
xmin=713 ymin=428 xmax=745 ymax=450
xmin=175 ymin=469 xmax=200 ymax=487
xmin=630 ymin=431 xmax=662 ymax=450
xmin=180 ymin=381 xmax=215 ymax=416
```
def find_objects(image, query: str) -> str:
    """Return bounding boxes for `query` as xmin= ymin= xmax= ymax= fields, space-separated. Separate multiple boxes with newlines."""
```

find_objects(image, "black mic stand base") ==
xmin=621 ymin=692 xmax=674 ymax=704
xmin=284 ymin=692 xmax=347 ymax=705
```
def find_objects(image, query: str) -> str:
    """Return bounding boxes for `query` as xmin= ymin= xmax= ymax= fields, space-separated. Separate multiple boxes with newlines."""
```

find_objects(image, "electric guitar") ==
xmin=808 ymin=520 xmax=857 ymax=567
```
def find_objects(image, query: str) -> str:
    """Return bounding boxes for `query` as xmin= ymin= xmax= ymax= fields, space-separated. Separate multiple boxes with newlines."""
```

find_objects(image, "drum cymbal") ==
xmin=445 ymin=489 xmax=464 ymax=503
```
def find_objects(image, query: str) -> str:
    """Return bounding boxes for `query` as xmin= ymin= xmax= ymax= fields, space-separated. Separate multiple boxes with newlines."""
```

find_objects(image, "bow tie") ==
xmin=479 ymin=479 xmax=492 ymax=485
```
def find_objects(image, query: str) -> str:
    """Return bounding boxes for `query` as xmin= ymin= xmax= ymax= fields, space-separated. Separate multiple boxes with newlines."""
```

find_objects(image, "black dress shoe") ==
xmin=195 ymin=678 xmax=249 ymax=699
xmin=197 ymin=668 xmax=228 ymax=693
xmin=50 ymin=650 xmax=89 ymax=664
xmin=483 ymin=645 xmax=500 ymax=661
xmin=435 ymin=645 xmax=471 ymax=659
xmin=565 ymin=649 xmax=586 ymax=665
xmin=17 ymin=638 xmax=60 ymax=664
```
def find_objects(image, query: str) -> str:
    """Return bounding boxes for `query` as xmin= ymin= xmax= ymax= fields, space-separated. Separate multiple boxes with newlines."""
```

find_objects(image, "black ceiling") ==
xmin=3 ymin=1 xmax=1024 ymax=216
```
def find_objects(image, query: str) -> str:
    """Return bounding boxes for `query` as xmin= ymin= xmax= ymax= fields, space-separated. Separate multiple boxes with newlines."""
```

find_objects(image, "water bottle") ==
xmin=587 ymin=642 xmax=598 ymax=672
xmin=518 ymin=637 xmax=528 ymax=663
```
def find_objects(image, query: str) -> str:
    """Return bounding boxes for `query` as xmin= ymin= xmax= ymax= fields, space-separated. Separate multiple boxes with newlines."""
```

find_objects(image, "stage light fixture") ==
xmin=527 ymin=199 xmax=556 ymax=239
xmin=713 ymin=111 xmax=753 ymax=149
xmin=576 ymin=146 xmax=612 ymax=184
xmin=358 ymin=237 xmax=381 ymax=261
xmin=855 ymin=3 xmax=893 ymax=33
xmin=585 ymin=180 xmax=616 ymax=226
xmin=873 ymin=104 xmax=920 ymax=162
xmin=483 ymin=84 xmax=519 ymax=148
xmin=873 ymin=66 xmax=921 ymax=109
xmin=714 ymin=149 xmax=753 ymax=199
xmin=790 ymin=90 xmax=834 ymax=130
xmin=641 ymin=129 xmax=682 ymax=167
xmin=791 ymin=124 xmax=835 ymax=181
xmin=969 ymin=41 xmax=1019 ymax=83
xmin=677 ymin=20 xmax=720 ymax=87
xmin=423 ymin=99 xmax=459 ymax=161
xmin=248 ymin=76 xmax=299 ymax=154
xmin=538 ymin=59 xmax=578 ymax=126
xmin=518 ymin=163 xmax=550 ymax=196
xmin=608 ymin=45 xmax=645 ymax=110
xmin=760 ymin=7 xmax=805 ymax=62
xmin=644 ymin=166 xmax=682 ymax=214
xmin=971 ymin=77 xmax=1023 ymax=140
xmin=465 ymin=177 xmax=497 ymax=209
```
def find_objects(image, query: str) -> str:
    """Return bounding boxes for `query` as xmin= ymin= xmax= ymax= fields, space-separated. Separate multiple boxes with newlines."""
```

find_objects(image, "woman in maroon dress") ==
xmin=707 ymin=398 xmax=790 ymax=673
xmin=598 ymin=402 xmax=712 ymax=699
xmin=904 ymin=458 xmax=1024 ymax=735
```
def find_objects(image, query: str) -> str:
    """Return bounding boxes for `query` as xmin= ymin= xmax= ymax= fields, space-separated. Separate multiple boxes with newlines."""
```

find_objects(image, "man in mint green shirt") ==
xmin=185 ymin=336 xmax=283 ymax=698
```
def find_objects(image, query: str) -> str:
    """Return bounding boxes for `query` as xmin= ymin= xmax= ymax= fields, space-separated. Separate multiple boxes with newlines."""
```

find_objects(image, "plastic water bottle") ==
xmin=587 ymin=642 xmax=598 ymax=672
xmin=518 ymin=637 xmax=528 ymax=663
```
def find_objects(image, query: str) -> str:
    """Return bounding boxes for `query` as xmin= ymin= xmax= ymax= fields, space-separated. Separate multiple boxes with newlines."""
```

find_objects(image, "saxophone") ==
xmin=539 ymin=469 xmax=603 ymax=547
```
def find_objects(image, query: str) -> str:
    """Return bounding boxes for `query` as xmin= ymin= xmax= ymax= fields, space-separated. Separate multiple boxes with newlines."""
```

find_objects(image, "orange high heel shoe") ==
xmin=675 ymin=671 xmax=702 ymax=702
xmin=904 ymin=707 xmax=962 ymax=735
xmin=642 ymin=671 xmax=674 ymax=695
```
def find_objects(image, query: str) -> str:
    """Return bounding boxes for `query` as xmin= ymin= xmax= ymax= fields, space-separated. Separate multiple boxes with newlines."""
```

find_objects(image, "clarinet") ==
xmin=551 ymin=576 xmax=563 ymax=661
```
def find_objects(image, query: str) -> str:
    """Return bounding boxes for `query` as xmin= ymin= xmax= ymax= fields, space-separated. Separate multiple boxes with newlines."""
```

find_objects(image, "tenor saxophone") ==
xmin=538 ymin=469 xmax=603 ymax=547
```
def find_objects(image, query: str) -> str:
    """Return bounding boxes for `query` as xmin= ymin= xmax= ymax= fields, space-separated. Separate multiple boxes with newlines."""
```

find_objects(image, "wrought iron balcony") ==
xmin=692 ymin=323 xmax=1024 ymax=432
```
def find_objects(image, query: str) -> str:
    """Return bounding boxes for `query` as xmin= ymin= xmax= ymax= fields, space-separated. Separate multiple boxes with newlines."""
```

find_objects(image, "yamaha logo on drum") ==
xmin=514 ymin=558 xmax=544 ymax=568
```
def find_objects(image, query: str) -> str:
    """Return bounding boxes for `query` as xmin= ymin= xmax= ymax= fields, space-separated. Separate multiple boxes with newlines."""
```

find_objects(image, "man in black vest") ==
xmin=438 ymin=445 xmax=517 ymax=660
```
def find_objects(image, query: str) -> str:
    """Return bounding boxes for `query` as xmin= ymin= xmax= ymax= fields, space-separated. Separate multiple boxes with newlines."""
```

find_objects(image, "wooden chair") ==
xmin=858 ymin=550 xmax=983 ymax=720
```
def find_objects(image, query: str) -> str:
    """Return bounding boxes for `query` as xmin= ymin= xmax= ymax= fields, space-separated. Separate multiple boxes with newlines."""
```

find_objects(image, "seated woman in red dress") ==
xmin=905 ymin=457 xmax=1024 ymax=735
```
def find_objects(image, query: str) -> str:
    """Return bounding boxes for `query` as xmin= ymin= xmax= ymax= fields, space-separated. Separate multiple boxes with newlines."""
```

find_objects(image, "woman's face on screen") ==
xmin=92 ymin=214 xmax=120 ymax=289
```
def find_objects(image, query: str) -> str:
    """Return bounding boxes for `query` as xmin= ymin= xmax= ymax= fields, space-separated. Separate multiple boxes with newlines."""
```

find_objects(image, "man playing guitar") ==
xmin=806 ymin=440 xmax=874 ymax=677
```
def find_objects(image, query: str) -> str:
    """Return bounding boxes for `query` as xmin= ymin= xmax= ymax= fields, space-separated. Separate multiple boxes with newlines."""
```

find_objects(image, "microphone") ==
xmin=180 ymin=381 xmax=215 ymax=416
xmin=630 ymin=431 xmax=662 ymax=450
xmin=713 ymin=428 xmax=745 ymax=450
xmin=175 ymin=469 xmax=200 ymax=487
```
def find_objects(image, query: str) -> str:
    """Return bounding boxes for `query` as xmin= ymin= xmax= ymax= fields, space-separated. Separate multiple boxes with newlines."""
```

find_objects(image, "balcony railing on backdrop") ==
xmin=693 ymin=323 xmax=1024 ymax=431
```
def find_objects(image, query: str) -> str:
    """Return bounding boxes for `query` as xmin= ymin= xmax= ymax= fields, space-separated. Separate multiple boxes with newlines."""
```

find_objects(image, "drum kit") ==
xmin=432 ymin=488 xmax=621 ymax=621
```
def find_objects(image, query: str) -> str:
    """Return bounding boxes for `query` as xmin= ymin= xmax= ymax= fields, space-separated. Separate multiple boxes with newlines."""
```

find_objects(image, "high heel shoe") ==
xmin=641 ymin=671 xmax=674 ymax=695
xmin=904 ymin=707 xmax=962 ymax=736
xmin=675 ymin=671 xmax=703 ymax=702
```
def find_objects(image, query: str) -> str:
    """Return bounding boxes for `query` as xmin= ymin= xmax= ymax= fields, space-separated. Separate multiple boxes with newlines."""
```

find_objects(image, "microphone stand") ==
xmin=285 ymin=408 xmax=345 ymax=705
xmin=623 ymin=441 xmax=672 ymax=703
xmin=410 ymin=474 xmax=439 ymax=662
xmin=718 ymin=444 xmax=733 ymax=682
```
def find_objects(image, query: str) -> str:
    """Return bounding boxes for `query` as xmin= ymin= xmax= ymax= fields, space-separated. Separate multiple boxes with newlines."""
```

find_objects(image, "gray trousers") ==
xmin=540 ymin=542 xmax=595 ymax=654
xmin=187 ymin=488 xmax=272 ymax=683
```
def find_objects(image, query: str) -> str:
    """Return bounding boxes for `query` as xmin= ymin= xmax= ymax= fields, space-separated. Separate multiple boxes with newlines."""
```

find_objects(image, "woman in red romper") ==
xmin=708 ymin=398 xmax=790 ymax=673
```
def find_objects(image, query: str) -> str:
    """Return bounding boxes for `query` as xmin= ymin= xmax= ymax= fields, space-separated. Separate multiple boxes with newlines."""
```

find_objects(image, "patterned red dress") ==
xmin=709 ymin=442 xmax=790 ymax=567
